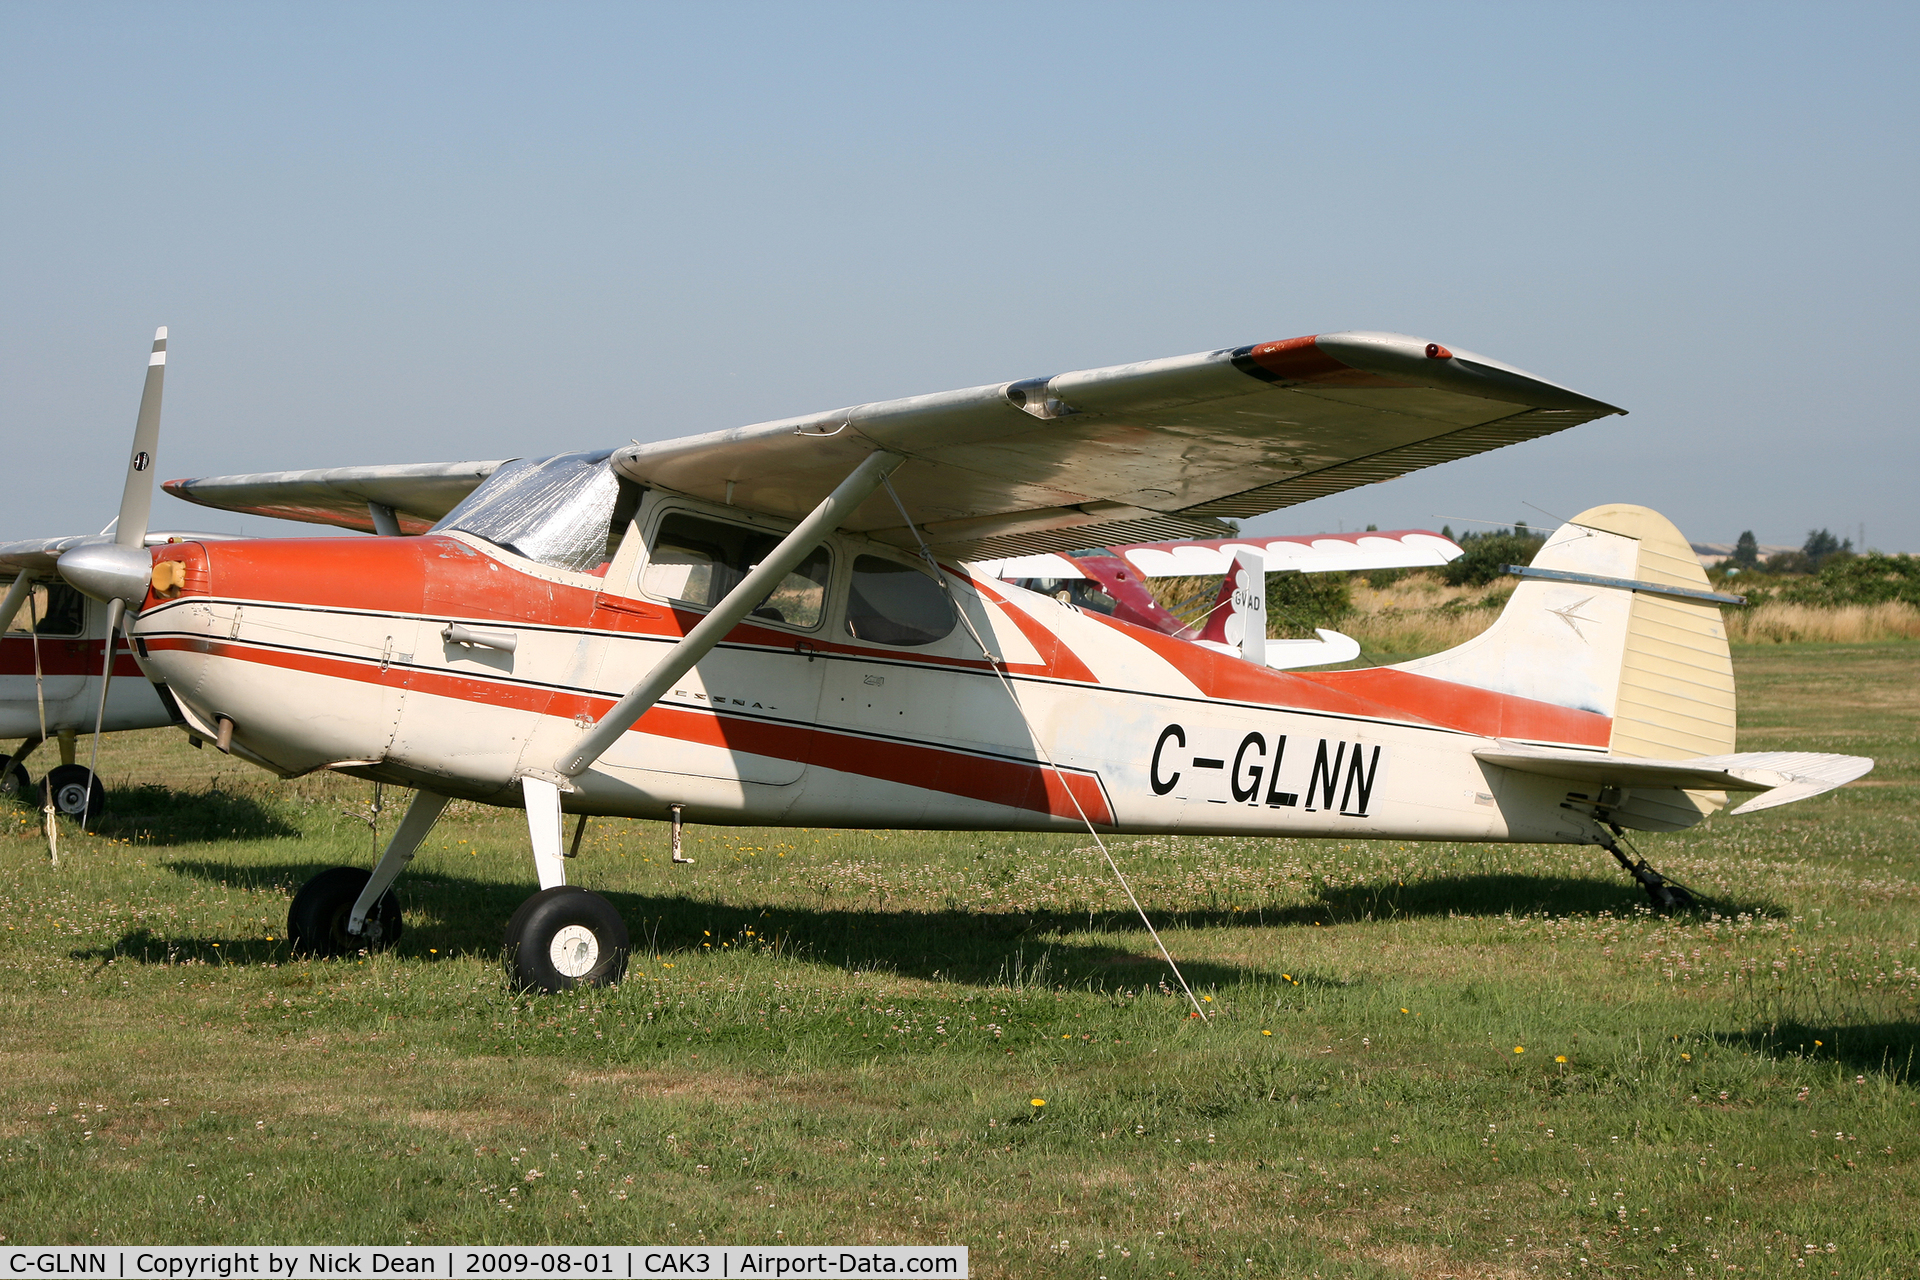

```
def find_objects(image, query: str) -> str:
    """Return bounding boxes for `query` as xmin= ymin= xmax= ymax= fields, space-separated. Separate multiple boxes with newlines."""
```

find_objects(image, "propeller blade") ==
xmin=80 ymin=599 xmax=125 ymax=830
xmin=116 ymin=327 xmax=167 ymax=550
xmin=58 ymin=328 xmax=169 ymax=606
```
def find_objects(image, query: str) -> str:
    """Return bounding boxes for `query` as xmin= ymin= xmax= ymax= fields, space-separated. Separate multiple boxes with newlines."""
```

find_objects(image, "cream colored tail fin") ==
xmin=1396 ymin=503 xmax=1736 ymax=761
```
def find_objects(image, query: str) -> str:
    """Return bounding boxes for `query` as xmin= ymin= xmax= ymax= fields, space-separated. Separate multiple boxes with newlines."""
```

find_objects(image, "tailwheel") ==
xmin=0 ymin=758 xmax=32 ymax=804
xmin=41 ymin=764 xmax=106 ymax=821
xmin=505 ymin=887 xmax=630 ymax=993
xmin=288 ymin=866 xmax=403 ymax=956
xmin=1598 ymin=827 xmax=1699 ymax=914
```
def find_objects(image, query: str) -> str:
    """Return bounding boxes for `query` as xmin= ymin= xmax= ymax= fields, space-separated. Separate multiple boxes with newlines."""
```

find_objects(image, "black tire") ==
xmin=0 ymin=758 xmax=31 ymax=804
xmin=1648 ymin=882 xmax=1697 ymax=912
xmin=288 ymin=866 xmax=403 ymax=957
xmin=41 ymin=764 xmax=106 ymax=821
xmin=505 ymin=887 xmax=629 ymax=993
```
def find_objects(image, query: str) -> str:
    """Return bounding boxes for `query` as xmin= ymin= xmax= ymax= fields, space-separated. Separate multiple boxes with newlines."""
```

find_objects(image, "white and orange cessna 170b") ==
xmin=52 ymin=328 xmax=1872 ymax=992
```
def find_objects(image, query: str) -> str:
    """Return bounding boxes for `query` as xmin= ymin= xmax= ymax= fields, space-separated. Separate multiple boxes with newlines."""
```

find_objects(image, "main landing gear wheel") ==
xmin=505 ymin=887 xmax=630 ymax=993
xmin=288 ymin=866 xmax=403 ymax=956
xmin=41 ymin=764 xmax=106 ymax=821
xmin=0 ymin=758 xmax=32 ymax=804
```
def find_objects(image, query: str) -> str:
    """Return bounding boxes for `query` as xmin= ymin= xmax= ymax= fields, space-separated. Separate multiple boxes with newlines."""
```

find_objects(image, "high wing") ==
xmin=610 ymin=330 xmax=1621 ymax=560
xmin=163 ymin=460 xmax=506 ymax=535
xmin=158 ymin=331 xmax=1619 ymax=555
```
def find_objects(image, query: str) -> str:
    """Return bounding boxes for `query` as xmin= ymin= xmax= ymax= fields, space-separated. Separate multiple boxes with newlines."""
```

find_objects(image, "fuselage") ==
xmin=129 ymin=490 xmax=1614 ymax=845
xmin=2 ymin=583 xmax=169 ymax=737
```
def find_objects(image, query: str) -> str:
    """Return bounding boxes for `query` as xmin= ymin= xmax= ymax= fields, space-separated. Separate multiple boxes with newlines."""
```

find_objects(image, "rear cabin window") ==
xmin=3 ymin=581 xmax=86 ymax=638
xmin=845 ymin=555 xmax=956 ymax=647
xmin=640 ymin=512 xmax=831 ymax=629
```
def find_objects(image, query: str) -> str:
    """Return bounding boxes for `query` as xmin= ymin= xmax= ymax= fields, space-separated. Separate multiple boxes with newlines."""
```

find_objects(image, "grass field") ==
xmin=2 ymin=643 xmax=1917 ymax=1277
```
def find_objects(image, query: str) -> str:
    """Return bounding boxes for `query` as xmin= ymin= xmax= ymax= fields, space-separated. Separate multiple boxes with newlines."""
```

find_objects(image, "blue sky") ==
xmin=3 ymin=3 xmax=1915 ymax=549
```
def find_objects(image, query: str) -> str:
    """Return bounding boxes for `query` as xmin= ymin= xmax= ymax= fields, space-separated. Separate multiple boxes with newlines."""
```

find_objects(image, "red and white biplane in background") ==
xmin=52 ymin=328 xmax=1872 ymax=992
xmin=975 ymin=526 xmax=1464 ymax=670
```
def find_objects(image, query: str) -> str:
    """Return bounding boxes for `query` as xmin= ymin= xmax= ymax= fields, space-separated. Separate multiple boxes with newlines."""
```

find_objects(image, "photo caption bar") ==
xmin=3 ymin=1249 xmax=966 ymax=1279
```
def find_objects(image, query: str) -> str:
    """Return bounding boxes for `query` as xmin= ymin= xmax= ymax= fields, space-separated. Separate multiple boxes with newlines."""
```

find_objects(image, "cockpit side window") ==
xmin=845 ymin=555 xmax=956 ymax=647
xmin=639 ymin=512 xmax=831 ymax=630
xmin=3 ymin=581 xmax=86 ymax=638
xmin=431 ymin=450 xmax=641 ymax=576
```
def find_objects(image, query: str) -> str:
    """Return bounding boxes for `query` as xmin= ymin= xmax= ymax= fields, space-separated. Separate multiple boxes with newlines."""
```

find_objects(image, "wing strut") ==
xmin=551 ymin=449 xmax=906 ymax=779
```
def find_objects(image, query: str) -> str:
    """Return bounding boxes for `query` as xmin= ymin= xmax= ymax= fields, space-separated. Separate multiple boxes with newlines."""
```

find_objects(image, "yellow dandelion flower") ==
xmin=1681 ymin=1052 xmax=1692 ymax=1061
xmin=1555 ymin=1055 xmax=1568 ymax=1064
xmin=1261 ymin=1030 xmax=1273 ymax=1037
xmin=1030 ymin=1099 xmax=1045 ymax=1108
xmin=1513 ymin=1046 xmax=1525 ymax=1054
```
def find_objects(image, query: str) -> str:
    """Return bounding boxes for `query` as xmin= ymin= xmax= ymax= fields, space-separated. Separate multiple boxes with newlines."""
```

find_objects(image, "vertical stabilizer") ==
xmin=1395 ymin=504 xmax=1735 ymax=819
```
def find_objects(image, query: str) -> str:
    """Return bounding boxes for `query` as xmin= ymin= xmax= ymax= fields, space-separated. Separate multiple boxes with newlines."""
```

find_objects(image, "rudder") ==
xmin=1395 ymin=504 xmax=1735 ymax=766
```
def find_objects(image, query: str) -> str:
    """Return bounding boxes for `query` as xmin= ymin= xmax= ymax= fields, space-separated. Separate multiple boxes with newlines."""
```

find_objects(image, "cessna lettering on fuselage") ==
xmin=1149 ymin=725 xmax=1382 ymax=817
xmin=47 ymin=326 xmax=1873 ymax=991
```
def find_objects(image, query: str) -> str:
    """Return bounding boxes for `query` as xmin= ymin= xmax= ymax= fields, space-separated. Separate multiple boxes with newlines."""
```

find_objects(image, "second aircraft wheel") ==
xmin=505 ymin=887 xmax=630 ymax=993
xmin=0 ymin=758 xmax=32 ymax=804
xmin=41 ymin=764 xmax=106 ymax=821
xmin=288 ymin=866 xmax=404 ymax=956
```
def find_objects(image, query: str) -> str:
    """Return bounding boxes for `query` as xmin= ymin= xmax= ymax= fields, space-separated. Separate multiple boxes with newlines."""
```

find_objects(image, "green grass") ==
xmin=2 ymin=643 xmax=1918 ymax=1277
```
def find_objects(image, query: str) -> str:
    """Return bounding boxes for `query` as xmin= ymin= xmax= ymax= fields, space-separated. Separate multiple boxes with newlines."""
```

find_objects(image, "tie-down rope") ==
xmin=880 ymin=477 xmax=1208 ymax=1021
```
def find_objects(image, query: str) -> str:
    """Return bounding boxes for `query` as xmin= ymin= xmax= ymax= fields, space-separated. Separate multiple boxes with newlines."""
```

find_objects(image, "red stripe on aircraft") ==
xmin=182 ymin=536 xmax=1091 ymax=684
xmin=965 ymin=576 xmax=1101 ymax=685
xmin=141 ymin=635 xmax=1112 ymax=825
xmin=1295 ymin=667 xmax=1612 ymax=748
xmin=1086 ymin=612 xmax=1611 ymax=747
xmin=0 ymin=637 xmax=144 ymax=679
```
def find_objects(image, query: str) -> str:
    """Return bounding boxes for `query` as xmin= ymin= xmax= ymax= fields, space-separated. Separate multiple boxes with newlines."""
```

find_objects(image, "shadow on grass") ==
xmin=21 ymin=783 xmax=303 ymax=845
xmin=97 ymin=860 xmax=1276 ymax=989
xmin=1290 ymin=872 xmax=1782 ymax=924
xmin=79 ymin=859 xmax=1775 ymax=991
xmin=1718 ymin=1022 xmax=1920 ymax=1080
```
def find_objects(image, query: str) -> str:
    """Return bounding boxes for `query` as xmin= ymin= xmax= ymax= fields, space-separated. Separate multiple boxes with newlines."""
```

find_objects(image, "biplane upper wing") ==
xmin=610 ymin=331 xmax=1622 ymax=560
xmin=162 ymin=460 xmax=507 ymax=535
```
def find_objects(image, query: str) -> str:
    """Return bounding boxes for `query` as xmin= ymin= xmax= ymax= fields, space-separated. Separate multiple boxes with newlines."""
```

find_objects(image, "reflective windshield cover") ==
xmin=431 ymin=450 xmax=634 ymax=574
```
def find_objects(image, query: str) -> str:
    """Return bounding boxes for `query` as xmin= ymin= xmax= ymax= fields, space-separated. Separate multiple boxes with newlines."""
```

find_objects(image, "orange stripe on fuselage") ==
xmin=1084 ymin=610 xmax=1611 ymax=747
xmin=0 ymin=637 xmax=143 ymax=679
xmin=140 ymin=633 xmax=1112 ymax=825
xmin=187 ymin=536 xmax=1088 ymax=682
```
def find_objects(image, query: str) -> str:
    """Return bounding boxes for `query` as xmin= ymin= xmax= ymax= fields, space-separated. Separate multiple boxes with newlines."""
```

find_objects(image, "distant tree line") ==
xmin=1440 ymin=522 xmax=1549 ymax=587
xmin=1729 ymin=527 xmax=1855 ymax=575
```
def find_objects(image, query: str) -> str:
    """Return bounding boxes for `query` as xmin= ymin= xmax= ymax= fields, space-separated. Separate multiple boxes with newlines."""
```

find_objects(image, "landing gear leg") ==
xmin=288 ymin=789 xmax=447 ymax=955
xmin=346 ymin=789 xmax=451 ymax=939
xmin=507 ymin=777 xmax=629 ymax=992
xmin=1598 ymin=825 xmax=1696 ymax=911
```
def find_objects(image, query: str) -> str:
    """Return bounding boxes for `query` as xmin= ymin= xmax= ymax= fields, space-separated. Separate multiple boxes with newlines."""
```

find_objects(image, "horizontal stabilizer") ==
xmin=1476 ymin=744 xmax=1874 ymax=810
